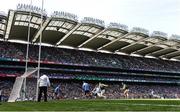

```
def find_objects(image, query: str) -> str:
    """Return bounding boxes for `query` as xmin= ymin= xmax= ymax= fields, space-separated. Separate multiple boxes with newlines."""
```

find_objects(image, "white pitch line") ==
xmin=104 ymin=102 xmax=180 ymax=107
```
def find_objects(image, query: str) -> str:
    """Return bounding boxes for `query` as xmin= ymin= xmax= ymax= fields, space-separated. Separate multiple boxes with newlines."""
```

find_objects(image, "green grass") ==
xmin=0 ymin=99 xmax=180 ymax=111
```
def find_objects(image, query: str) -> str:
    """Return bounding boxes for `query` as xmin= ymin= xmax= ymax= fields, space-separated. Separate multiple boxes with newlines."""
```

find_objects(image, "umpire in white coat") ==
xmin=37 ymin=74 xmax=50 ymax=102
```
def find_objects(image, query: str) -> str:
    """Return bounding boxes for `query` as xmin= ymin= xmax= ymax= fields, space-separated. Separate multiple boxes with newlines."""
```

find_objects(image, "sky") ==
xmin=0 ymin=0 xmax=180 ymax=36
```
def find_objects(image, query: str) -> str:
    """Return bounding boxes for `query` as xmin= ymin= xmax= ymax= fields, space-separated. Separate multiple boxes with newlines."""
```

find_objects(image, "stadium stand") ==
xmin=1 ymin=41 xmax=180 ymax=73
xmin=0 ymin=41 xmax=180 ymax=72
xmin=0 ymin=4 xmax=180 ymax=101
xmin=1 ymin=40 xmax=180 ymax=101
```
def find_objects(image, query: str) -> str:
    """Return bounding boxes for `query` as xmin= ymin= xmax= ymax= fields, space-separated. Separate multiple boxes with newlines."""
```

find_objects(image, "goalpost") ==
xmin=9 ymin=0 xmax=45 ymax=102
xmin=23 ymin=0 xmax=32 ymax=101
xmin=35 ymin=0 xmax=44 ymax=101
xmin=23 ymin=0 xmax=45 ymax=101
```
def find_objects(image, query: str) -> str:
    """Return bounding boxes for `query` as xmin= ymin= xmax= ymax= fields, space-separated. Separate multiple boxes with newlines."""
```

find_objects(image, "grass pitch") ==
xmin=0 ymin=99 xmax=180 ymax=111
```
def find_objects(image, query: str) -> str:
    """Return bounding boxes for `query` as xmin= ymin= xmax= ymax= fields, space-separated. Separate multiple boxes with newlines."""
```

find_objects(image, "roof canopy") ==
xmin=1 ymin=4 xmax=180 ymax=60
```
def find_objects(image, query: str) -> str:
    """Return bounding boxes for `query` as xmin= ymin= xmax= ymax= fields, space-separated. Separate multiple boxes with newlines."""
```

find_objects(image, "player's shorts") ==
xmin=124 ymin=89 xmax=129 ymax=94
xmin=54 ymin=92 xmax=58 ymax=95
xmin=97 ymin=93 xmax=102 ymax=97
xmin=85 ymin=90 xmax=90 ymax=95
xmin=93 ymin=92 xmax=97 ymax=96
xmin=101 ymin=89 xmax=105 ymax=94
xmin=54 ymin=92 xmax=61 ymax=97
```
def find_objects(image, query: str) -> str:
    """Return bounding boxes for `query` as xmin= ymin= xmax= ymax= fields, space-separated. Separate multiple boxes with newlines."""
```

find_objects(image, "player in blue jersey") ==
xmin=82 ymin=81 xmax=91 ymax=98
xmin=54 ymin=84 xmax=62 ymax=99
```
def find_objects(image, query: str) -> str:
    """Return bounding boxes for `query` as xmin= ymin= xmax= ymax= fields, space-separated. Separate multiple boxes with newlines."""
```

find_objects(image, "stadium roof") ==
xmin=1 ymin=4 xmax=180 ymax=60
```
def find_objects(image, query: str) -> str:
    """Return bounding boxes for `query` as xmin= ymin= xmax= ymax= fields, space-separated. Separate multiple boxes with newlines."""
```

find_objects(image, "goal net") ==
xmin=8 ymin=68 xmax=37 ymax=102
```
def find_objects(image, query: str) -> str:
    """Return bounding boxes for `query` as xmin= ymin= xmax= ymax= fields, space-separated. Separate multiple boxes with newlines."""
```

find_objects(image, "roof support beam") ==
xmin=78 ymin=29 xmax=106 ymax=48
xmin=132 ymin=38 xmax=166 ymax=54
xmin=32 ymin=17 xmax=52 ymax=42
xmin=97 ymin=33 xmax=129 ymax=50
xmin=56 ymin=23 xmax=81 ymax=45
xmin=117 ymin=35 xmax=148 ymax=51
xmin=114 ymin=35 xmax=140 ymax=52
xmin=146 ymin=48 xmax=176 ymax=56
xmin=132 ymin=46 xmax=160 ymax=55
xmin=171 ymin=55 xmax=180 ymax=59
xmin=5 ymin=10 xmax=15 ymax=39
xmin=160 ymin=50 xmax=180 ymax=58
xmin=143 ymin=40 xmax=180 ymax=56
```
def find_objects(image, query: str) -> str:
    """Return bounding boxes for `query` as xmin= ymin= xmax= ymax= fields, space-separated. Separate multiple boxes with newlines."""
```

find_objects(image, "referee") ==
xmin=37 ymin=74 xmax=50 ymax=102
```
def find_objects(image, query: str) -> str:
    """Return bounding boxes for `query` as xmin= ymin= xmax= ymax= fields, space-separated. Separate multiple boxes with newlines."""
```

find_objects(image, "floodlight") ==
xmin=108 ymin=22 xmax=128 ymax=32
xmin=151 ymin=31 xmax=167 ymax=38
xmin=131 ymin=27 xmax=149 ymax=35
xmin=81 ymin=17 xmax=105 ymax=27
xmin=169 ymin=34 xmax=180 ymax=41
xmin=16 ymin=4 xmax=47 ymax=16
xmin=51 ymin=11 xmax=78 ymax=22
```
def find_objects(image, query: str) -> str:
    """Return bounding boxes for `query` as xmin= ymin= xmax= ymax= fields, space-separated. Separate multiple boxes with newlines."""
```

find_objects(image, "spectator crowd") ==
xmin=0 ymin=41 xmax=180 ymax=73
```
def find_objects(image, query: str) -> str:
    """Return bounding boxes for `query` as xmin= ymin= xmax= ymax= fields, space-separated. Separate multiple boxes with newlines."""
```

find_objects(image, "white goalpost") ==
xmin=9 ymin=0 xmax=45 ymax=102
xmin=35 ymin=0 xmax=44 ymax=101
xmin=23 ymin=0 xmax=32 ymax=101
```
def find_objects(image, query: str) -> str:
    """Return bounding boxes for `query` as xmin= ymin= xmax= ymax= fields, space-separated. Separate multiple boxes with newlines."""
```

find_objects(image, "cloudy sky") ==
xmin=1 ymin=0 xmax=180 ymax=35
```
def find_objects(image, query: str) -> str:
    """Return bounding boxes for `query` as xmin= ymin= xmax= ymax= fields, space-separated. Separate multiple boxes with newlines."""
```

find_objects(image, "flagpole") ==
xmin=36 ymin=0 xmax=44 ymax=101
